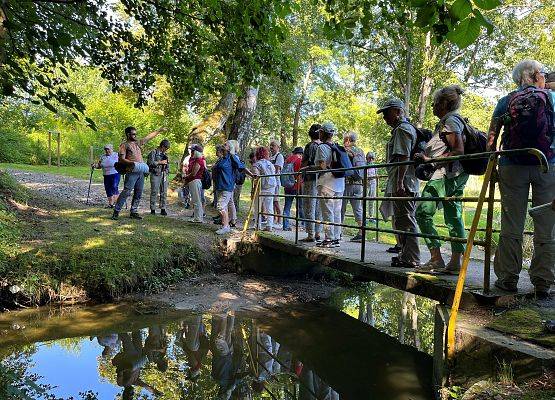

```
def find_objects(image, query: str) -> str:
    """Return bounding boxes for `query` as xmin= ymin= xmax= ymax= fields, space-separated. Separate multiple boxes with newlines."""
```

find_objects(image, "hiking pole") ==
xmin=86 ymin=167 xmax=94 ymax=205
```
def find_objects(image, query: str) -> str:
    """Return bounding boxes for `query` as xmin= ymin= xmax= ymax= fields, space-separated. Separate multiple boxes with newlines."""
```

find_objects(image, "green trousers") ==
xmin=416 ymin=173 xmax=469 ymax=253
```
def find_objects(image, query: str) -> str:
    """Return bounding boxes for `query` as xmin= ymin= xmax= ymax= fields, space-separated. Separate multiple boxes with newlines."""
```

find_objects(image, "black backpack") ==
xmin=449 ymin=114 xmax=488 ymax=175
xmin=201 ymin=168 xmax=212 ymax=190
xmin=405 ymin=122 xmax=433 ymax=160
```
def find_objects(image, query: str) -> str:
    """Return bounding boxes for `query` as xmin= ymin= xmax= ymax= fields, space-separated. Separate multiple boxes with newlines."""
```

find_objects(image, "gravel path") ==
xmin=7 ymin=169 xmax=202 ymax=219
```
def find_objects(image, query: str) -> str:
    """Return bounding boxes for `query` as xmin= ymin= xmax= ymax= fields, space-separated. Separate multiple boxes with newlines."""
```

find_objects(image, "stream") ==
xmin=0 ymin=283 xmax=437 ymax=400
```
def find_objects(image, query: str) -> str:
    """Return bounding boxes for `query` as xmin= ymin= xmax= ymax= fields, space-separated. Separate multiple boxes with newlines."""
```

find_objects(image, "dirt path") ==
xmin=8 ymin=168 xmax=211 ymax=220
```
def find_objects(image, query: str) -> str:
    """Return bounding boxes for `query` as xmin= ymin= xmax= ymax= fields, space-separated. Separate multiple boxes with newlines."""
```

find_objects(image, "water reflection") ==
xmin=1 ymin=301 xmax=434 ymax=399
xmin=329 ymin=283 xmax=437 ymax=354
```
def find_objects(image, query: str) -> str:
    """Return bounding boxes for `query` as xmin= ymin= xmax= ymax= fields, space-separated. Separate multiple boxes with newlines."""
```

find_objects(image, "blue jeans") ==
xmin=283 ymin=190 xmax=304 ymax=229
xmin=115 ymin=172 xmax=145 ymax=213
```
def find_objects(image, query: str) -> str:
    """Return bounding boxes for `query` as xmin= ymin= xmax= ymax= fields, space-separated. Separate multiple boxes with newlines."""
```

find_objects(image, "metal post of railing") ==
xmin=361 ymin=166 xmax=368 ymax=262
xmin=483 ymin=156 xmax=498 ymax=294
xmin=295 ymin=173 xmax=300 ymax=244
xmin=375 ymin=174 xmax=379 ymax=242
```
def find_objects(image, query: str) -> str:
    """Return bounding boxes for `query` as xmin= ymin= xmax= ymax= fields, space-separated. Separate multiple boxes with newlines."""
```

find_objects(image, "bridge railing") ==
xmin=251 ymin=148 xmax=548 ymax=294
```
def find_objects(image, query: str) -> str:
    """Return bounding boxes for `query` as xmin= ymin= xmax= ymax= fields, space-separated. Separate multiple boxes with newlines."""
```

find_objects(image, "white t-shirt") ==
xmin=315 ymin=143 xmax=345 ymax=193
xmin=99 ymin=153 xmax=119 ymax=175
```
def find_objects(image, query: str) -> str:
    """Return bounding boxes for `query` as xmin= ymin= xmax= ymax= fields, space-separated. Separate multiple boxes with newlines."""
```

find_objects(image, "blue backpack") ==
xmin=322 ymin=143 xmax=354 ymax=178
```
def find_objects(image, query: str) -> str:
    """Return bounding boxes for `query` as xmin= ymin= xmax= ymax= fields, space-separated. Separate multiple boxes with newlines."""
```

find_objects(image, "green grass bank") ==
xmin=0 ymin=170 xmax=217 ymax=308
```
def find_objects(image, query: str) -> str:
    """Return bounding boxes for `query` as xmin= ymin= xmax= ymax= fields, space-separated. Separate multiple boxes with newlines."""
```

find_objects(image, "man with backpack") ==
xmin=307 ymin=122 xmax=347 ymax=248
xmin=147 ymin=139 xmax=171 ymax=216
xmin=488 ymin=60 xmax=554 ymax=299
xmin=281 ymin=147 xmax=304 ymax=231
xmin=300 ymin=124 xmax=323 ymax=242
xmin=341 ymin=131 xmax=366 ymax=242
xmin=378 ymin=98 xmax=421 ymax=268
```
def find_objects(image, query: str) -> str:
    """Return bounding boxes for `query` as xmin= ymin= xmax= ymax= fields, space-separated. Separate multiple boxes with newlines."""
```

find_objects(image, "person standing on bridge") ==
xmin=112 ymin=126 xmax=166 ymax=220
xmin=300 ymin=124 xmax=323 ymax=242
xmin=378 ymin=98 xmax=420 ymax=268
xmin=147 ymin=139 xmax=171 ymax=216
xmin=309 ymin=122 xmax=345 ymax=248
xmin=341 ymin=131 xmax=366 ymax=242
xmin=414 ymin=86 xmax=468 ymax=274
xmin=488 ymin=60 xmax=554 ymax=299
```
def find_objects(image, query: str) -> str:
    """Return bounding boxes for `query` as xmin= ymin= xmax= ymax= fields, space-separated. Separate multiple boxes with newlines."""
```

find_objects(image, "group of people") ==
xmin=94 ymin=59 xmax=553 ymax=298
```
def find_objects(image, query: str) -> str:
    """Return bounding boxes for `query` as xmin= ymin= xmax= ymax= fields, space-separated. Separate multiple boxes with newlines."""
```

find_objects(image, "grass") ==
xmin=0 ymin=162 xmax=103 ymax=183
xmin=0 ymin=170 xmax=217 ymax=307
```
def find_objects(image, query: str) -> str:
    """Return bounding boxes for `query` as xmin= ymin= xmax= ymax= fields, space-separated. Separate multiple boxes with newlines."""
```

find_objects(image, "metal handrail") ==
xmin=250 ymin=148 xmax=549 ymax=294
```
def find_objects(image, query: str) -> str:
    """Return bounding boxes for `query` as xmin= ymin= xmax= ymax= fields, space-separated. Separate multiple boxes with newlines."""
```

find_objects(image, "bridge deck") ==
xmin=253 ymin=230 xmax=535 ymax=306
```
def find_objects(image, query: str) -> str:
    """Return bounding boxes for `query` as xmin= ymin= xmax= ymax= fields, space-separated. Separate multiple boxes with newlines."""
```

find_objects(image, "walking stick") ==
xmin=86 ymin=167 xmax=94 ymax=205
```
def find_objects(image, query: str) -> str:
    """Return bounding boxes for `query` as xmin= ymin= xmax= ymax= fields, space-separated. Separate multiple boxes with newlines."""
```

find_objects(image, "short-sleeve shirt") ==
xmin=366 ymin=165 xmax=377 ymax=190
xmin=99 ymin=153 xmax=119 ymax=176
xmin=315 ymin=142 xmax=345 ymax=193
xmin=185 ymin=157 xmax=206 ymax=183
xmin=271 ymin=152 xmax=284 ymax=169
xmin=118 ymin=138 xmax=147 ymax=163
xmin=385 ymin=119 xmax=419 ymax=194
xmin=284 ymin=153 xmax=303 ymax=192
xmin=425 ymin=111 xmax=465 ymax=180
xmin=302 ymin=141 xmax=320 ymax=181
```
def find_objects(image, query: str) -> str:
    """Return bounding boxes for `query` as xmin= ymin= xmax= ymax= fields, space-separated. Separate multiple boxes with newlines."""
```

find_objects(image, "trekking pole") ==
xmin=241 ymin=180 xmax=261 ymax=240
xmin=86 ymin=167 xmax=94 ymax=205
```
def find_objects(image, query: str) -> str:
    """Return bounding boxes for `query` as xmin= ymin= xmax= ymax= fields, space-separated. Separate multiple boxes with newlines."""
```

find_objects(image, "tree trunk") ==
xmin=292 ymin=61 xmax=314 ymax=147
xmin=228 ymin=86 xmax=259 ymax=156
xmin=404 ymin=44 xmax=413 ymax=115
xmin=416 ymin=32 xmax=435 ymax=127
xmin=182 ymin=92 xmax=236 ymax=163
xmin=408 ymin=294 xmax=420 ymax=350
xmin=399 ymin=292 xmax=409 ymax=344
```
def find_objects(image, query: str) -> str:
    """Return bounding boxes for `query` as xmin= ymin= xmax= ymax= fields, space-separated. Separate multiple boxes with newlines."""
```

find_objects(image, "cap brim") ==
xmin=376 ymin=107 xmax=387 ymax=114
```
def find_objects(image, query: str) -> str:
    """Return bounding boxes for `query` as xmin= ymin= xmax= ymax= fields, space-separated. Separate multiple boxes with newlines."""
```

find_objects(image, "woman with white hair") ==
xmin=93 ymin=144 xmax=120 ymax=208
xmin=414 ymin=85 xmax=468 ymax=274
xmin=487 ymin=59 xmax=554 ymax=299
xmin=183 ymin=144 xmax=207 ymax=223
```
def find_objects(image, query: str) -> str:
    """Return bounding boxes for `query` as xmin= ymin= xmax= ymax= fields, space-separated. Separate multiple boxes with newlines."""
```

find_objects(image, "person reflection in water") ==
xmin=144 ymin=325 xmax=169 ymax=372
xmin=178 ymin=315 xmax=209 ymax=381
xmin=111 ymin=331 xmax=162 ymax=399
xmin=210 ymin=313 xmax=250 ymax=399
xmin=90 ymin=334 xmax=120 ymax=358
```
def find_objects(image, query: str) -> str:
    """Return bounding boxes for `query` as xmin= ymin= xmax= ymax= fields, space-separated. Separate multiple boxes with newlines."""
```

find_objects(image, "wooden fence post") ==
xmin=56 ymin=131 xmax=61 ymax=167
xmin=48 ymin=131 xmax=52 ymax=167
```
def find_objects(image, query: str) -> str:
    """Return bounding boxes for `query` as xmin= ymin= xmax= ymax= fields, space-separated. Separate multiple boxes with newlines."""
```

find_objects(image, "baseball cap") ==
xmin=321 ymin=122 xmax=336 ymax=135
xmin=377 ymin=98 xmax=405 ymax=114
xmin=103 ymin=144 xmax=113 ymax=150
xmin=293 ymin=146 xmax=304 ymax=154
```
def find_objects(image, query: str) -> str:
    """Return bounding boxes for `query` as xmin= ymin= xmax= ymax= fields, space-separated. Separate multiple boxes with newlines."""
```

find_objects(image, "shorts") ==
xmin=103 ymin=173 xmax=120 ymax=197
xmin=216 ymin=190 xmax=233 ymax=212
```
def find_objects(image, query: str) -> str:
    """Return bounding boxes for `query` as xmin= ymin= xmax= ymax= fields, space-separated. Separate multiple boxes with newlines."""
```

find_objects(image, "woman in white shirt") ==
xmin=93 ymin=144 xmax=120 ymax=208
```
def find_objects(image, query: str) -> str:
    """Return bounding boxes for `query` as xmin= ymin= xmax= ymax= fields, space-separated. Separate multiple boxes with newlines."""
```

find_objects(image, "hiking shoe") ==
xmin=315 ymin=235 xmax=321 ymax=241
xmin=386 ymin=245 xmax=401 ymax=254
xmin=216 ymin=226 xmax=231 ymax=235
xmin=130 ymin=213 xmax=143 ymax=220
xmin=494 ymin=280 xmax=518 ymax=293
xmin=299 ymin=237 xmax=315 ymax=243
xmin=350 ymin=234 xmax=363 ymax=243
xmin=415 ymin=259 xmax=445 ymax=273
xmin=317 ymin=240 xmax=334 ymax=248
xmin=332 ymin=240 xmax=341 ymax=248
xmin=391 ymin=256 xmax=417 ymax=268
xmin=111 ymin=210 xmax=119 ymax=220
xmin=160 ymin=209 xmax=167 ymax=216
xmin=151 ymin=209 xmax=156 ymax=215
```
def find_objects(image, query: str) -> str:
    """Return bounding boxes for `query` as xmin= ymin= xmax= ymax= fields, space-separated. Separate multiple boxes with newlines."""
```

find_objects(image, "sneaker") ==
xmin=160 ymin=209 xmax=167 ymax=216
xmin=317 ymin=240 xmax=334 ymax=248
xmin=130 ymin=213 xmax=143 ymax=220
xmin=151 ymin=209 xmax=156 ymax=215
xmin=315 ymin=235 xmax=321 ymax=241
xmin=332 ymin=240 xmax=341 ymax=248
xmin=216 ymin=226 xmax=231 ymax=235
xmin=111 ymin=210 xmax=119 ymax=220
xmin=350 ymin=234 xmax=363 ymax=243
